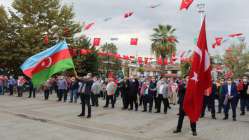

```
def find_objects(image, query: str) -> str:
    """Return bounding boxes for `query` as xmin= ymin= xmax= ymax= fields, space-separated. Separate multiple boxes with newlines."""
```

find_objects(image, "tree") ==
xmin=180 ymin=61 xmax=191 ymax=78
xmin=0 ymin=0 xmax=81 ymax=75
xmin=73 ymin=37 xmax=99 ymax=76
xmin=99 ymin=43 xmax=122 ymax=77
xmin=151 ymin=24 xmax=178 ymax=74
xmin=223 ymin=43 xmax=249 ymax=78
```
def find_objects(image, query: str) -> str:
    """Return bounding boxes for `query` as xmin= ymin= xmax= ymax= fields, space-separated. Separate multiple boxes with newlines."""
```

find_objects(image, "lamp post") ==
xmin=197 ymin=1 xmax=205 ymax=23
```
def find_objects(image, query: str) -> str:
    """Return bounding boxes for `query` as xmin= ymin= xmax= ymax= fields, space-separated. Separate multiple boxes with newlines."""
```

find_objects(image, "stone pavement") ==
xmin=0 ymin=93 xmax=249 ymax=140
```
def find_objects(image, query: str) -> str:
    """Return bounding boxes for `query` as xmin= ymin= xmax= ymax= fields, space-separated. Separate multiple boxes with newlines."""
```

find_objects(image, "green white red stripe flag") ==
xmin=21 ymin=41 xmax=75 ymax=87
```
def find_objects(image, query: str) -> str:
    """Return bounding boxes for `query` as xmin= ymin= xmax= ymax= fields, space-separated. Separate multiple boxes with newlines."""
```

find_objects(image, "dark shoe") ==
xmin=78 ymin=114 xmax=85 ymax=117
xmin=135 ymin=108 xmax=138 ymax=111
xmin=217 ymin=111 xmax=221 ymax=114
xmin=149 ymin=110 xmax=152 ymax=113
xmin=164 ymin=111 xmax=167 ymax=114
xmin=240 ymin=112 xmax=245 ymax=116
xmin=200 ymin=115 xmax=204 ymax=118
xmin=155 ymin=111 xmax=160 ymax=113
xmin=223 ymin=117 xmax=228 ymax=120
xmin=103 ymin=106 xmax=108 ymax=108
xmin=173 ymin=130 xmax=181 ymax=133
xmin=142 ymin=110 xmax=147 ymax=112
xmin=212 ymin=117 xmax=217 ymax=120
xmin=233 ymin=118 xmax=236 ymax=121
xmin=192 ymin=131 xmax=197 ymax=136
xmin=87 ymin=115 xmax=91 ymax=119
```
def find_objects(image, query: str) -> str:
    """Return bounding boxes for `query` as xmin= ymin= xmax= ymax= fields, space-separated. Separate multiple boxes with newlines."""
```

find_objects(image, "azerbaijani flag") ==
xmin=21 ymin=41 xmax=75 ymax=87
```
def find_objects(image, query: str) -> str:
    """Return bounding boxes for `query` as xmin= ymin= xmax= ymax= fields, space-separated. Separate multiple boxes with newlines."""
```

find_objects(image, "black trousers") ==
xmin=105 ymin=95 xmax=115 ymax=108
xmin=157 ymin=95 xmax=169 ymax=113
xmin=9 ymin=85 xmax=14 ymax=95
xmin=17 ymin=86 xmax=23 ymax=97
xmin=177 ymin=104 xmax=196 ymax=132
xmin=154 ymin=94 xmax=158 ymax=109
xmin=143 ymin=94 xmax=153 ymax=111
xmin=139 ymin=95 xmax=144 ymax=106
xmin=58 ymin=89 xmax=67 ymax=102
xmin=129 ymin=93 xmax=138 ymax=110
xmin=29 ymin=88 xmax=36 ymax=98
xmin=80 ymin=94 xmax=91 ymax=117
xmin=122 ymin=92 xmax=129 ymax=109
xmin=44 ymin=90 xmax=49 ymax=100
xmin=224 ymin=99 xmax=236 ymax=119
xmin=201 ymin=96 xmax=215 ymax=117
xmin=240 ymin=97 xmax=249 ymax=113
xmin=218 ymin=95 xmax=224 ymax=113
xmin=91 ymin=94 xmax=99 ymax=106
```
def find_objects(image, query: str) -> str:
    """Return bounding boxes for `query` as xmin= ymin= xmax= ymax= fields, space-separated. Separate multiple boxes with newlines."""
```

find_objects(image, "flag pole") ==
xmin=197 ymin=1 xmax=206 ymax=24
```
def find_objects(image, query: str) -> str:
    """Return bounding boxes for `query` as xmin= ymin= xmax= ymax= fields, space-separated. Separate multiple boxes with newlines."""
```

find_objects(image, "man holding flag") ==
xmin=21 ymin=41 xmax=75 ymax=87
xmin=173 ymin=17 xmax=212 ymax=136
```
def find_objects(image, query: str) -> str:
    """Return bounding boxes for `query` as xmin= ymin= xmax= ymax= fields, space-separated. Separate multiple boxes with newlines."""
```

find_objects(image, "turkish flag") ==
xmin=183 ymin=17 xmax=212 ymax=123
xmin=228 ymin=33 xmax=243 ymax=38
xmin=93 ymin=38 xmax=101 ymax=46
xmin=124 ymin=12 xmax=134 ymax=18
xmin=84 ymin=22 xmax=95 ymax=30
xmin=212 ymin=37 xmax=223 ymax=48
xmin=130 ymin=38 xmax=138 ymax=46
xmin=180 ymin=0 xmax=193 ymax=10
xmin=43 ymin=35 xmax=49 ymax=45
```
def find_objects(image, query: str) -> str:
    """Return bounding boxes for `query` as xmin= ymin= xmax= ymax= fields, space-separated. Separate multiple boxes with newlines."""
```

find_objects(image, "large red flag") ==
xmin=183 ymin=17 xmax=212 ymax=123
xmin=180 ymin=0 xmax=194 ymax=10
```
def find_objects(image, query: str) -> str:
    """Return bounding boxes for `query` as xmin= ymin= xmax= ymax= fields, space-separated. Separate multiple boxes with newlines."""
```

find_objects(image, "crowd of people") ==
xmin=1 ymin=74 xmax=249 ymax=136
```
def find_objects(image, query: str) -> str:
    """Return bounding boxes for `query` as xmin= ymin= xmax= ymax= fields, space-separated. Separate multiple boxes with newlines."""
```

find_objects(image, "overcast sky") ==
xmin=1 ymin=0 xmax=249 ymax=58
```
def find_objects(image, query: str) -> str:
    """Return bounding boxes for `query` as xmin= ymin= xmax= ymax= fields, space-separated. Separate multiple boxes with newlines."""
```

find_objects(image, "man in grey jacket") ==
xmin=155 ymin=78 xmax=169 ymax=114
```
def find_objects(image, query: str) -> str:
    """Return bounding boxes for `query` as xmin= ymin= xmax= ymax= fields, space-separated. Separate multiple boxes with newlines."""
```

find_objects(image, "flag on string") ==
xmin=21 ymin=41 xmax=75 ymax=87
xmin=124 ymin=11 xmax=134 ymax=18
xmin=43 ymin=35 xmax=49 ymax=45
xmin=212 ymin=37 xmax=223 ymax=48
xmin=228 ymin=33 xmax=243 ymax=38
xmin=183 ymin=17 xmax=212 ymax=123
xmin=180 ymin=0 xmax=194 ymax=10
xmin=84 ymin=22 xmax=95 ymax=30
xmin=130 ymin=38 xmax=138 ymax=46
xmin=149 ymin=4 xmax=161 ymax=8
xmin=93 ymin=38 xmax=101 ymax=46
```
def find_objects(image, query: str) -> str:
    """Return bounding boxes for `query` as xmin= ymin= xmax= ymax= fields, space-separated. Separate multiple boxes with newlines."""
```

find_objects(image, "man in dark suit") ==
xmin=222 ymin=78 xmax=238 ymax=121
xmin=127 ymin=76 xmax=139 ymax=111
xmin=201 ymin=82 xmax=217 ymax=119
xmin=173 ymin=76 xmax=197 ymax=136
xmin=240 ymin=76 xmax=249 ymax=115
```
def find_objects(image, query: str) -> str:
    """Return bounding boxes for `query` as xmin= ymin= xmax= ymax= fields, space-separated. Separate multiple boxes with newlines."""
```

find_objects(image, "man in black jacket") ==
xmin=77 ymin=73 xmax=93 ymax=118
xmin=127 ymin=76 xmax=139 ymax=111
xmin=173 ymin=76 xmax=197 ymax=136
xmin=240 ymin=76 xmax=249 ymax=115
xmin=201 ymin=82 xmax=217 ymax=119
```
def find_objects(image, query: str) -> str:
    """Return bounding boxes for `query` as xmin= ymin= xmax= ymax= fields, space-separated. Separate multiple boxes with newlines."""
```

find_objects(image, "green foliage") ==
xmin=223 ymin=43 xmax=249 ymax=78
xmin=99 ymin=43 xmax=122 ymax=76
xmin=73 ymin=37 xmax=99 ymax=76
xmin=151 ymin=24 xmax=178 ymax=74
xmin=180 ymin=61 xmax=191 ymax=78
xmin=0 ymin=0 xmax=82 ymax=75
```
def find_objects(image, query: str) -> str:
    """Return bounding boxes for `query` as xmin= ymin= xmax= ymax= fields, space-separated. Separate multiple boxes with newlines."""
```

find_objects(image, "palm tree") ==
xmin=100 ymin=43 xmax=121 ymax=77
xmin=151 ymin=24 xmax=178 ymax=74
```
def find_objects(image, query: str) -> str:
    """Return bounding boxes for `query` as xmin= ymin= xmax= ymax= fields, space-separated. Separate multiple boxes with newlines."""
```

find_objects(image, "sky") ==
xmin=1 ymin=0 xmax=249 ymax=58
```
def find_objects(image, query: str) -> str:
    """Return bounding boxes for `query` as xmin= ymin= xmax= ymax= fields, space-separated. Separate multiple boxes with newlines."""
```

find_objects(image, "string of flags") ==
xmin=212 ymin=33 xmax=244 ymax=48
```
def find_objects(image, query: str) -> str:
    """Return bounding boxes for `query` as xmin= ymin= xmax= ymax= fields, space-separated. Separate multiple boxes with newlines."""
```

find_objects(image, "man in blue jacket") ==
xmin=222 ymin=78 xmax=238 ymax=121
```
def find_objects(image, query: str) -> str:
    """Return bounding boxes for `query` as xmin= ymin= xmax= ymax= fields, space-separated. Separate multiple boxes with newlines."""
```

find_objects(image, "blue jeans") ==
xmin=70 ymin=89 xmax=78 ymax=103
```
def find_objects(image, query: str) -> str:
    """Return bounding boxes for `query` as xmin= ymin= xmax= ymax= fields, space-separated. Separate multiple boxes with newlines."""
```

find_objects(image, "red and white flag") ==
xmin=180 ymin=0 xmax=194 ymax=10
xmin=84 ymin=22 xmax=95 ymax=30
xmin=183 ymin=17 xmax=212 ymax=123
xmin=93 ymin=38 xmax=101 ymax=46
xmin=130 ymin=38 xmax=138 ymax=46
xmin=124 ymin=11 xmax=134 ymax=18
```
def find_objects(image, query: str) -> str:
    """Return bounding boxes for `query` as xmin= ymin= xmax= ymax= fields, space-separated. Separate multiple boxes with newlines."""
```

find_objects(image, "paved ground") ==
xmin=0 ymin=93 xmax=249 ymax=140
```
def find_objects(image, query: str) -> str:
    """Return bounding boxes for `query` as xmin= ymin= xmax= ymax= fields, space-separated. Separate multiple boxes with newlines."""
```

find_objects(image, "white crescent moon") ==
xmin=45 ymin=57 xmax=52 ymax=68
